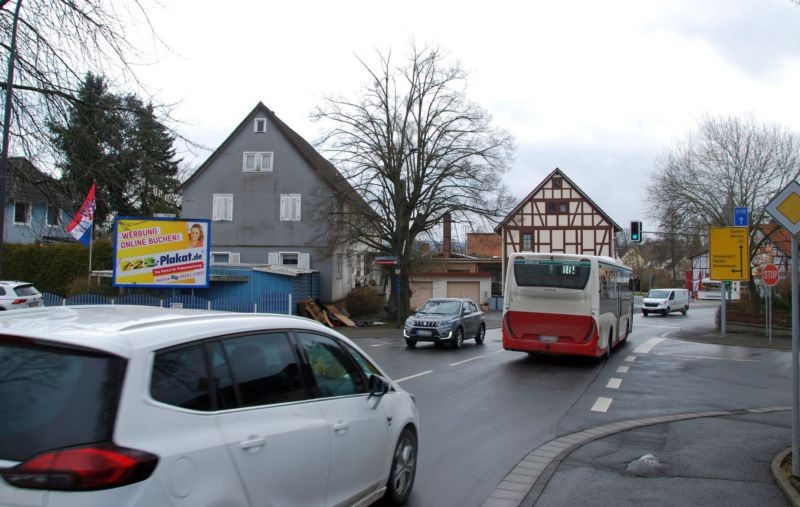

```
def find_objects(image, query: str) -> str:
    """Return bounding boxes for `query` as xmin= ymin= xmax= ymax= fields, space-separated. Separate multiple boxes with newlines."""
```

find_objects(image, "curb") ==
xmin=772 ymin=448 xmax=800 ymax=507
xmin=482 ymin=406 xmax=791 ymax=507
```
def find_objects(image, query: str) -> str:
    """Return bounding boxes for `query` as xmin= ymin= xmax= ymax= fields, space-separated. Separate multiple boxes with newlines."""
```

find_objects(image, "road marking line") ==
xmin=617 ymin=366 xmax=629 ymax=373
xmin=591 ymin=397 xmax=613 ymax=412
xmin=450 ymin=355 xmax=484 ymax=366
xmin=635 ymin=323 xmax=683 ymax=329
xmin=634 ymin=337 xmax=666 ymax=354
xmin=370 ymin=344 xmax=386 ymax=347
xmin=395 ymin=370 xmax=433 ymax=383
xmin=606 ymin=378 xmax=622 ymax=389
xmin=495 ymin=349 xmax=505 ymax=354
xmin=625 ymin=355 xmax=636 ymax=362
xmin=655 ymin=353 xmax=760 ymax=363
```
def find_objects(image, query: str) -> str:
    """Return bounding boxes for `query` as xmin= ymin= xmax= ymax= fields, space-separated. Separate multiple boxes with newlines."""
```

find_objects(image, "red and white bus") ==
xmin=502 ymin=252 xmax=634 ymax=358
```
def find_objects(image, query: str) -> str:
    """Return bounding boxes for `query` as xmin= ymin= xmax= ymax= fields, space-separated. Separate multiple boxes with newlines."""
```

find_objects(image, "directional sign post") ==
xmin=765 ymin=180 xmax=800 ymax=476
xmin=709 ymin=226 xmax=749 ymax=337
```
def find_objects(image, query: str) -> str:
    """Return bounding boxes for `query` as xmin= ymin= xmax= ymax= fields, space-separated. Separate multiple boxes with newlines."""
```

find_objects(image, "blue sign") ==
xmin=734 ymin=207 xmax=748 ymax=226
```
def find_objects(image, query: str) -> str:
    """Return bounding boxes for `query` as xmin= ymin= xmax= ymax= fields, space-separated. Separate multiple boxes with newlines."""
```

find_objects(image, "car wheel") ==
xmin=405 ymin=339 xmax=416 ymax=348
xmin=642 ymin=311 xmax=648 ymax=317
xmin=606 ymin=329 xmax=613 ymax=360
xmin=662 ymin=309 xmax=668 ymax=317
xmin=475 ymin=324 xmax=485 ymax=344
xmin=384 ymin=427 xmax=417 ymax=505
xmin=682 ymin=305 xmax=688 ymax=316
xmin=451 ymin=328 xmax=464 ymax=349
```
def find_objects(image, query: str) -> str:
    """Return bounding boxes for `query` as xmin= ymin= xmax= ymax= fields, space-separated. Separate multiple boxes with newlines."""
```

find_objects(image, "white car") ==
xmin=0 ymin=305 xmax=419 ymax=507
xmin=0 ymin=280 xmax=43 ymax=310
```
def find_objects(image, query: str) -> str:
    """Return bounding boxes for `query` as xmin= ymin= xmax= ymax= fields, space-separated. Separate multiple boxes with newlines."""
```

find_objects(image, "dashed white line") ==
xmin=450 ymin=355 xmax=484 ymax=367
xmin=370 ymin=343 xmax=387 ymax=347
xmin=635 ymin=323 xmax=684 ymax=329
xmin=634 ymin=337 xmax=666 ymax=354
xmin=606 ymin=378 xmax=622 ymax=389
xmin=625 ymin=355 xmax=637 ymax=362
xmin=395 ymin=370 xmax=433 ymax=383
xmin=655 ymin=353 xmax=760 ymax=363
xmin=591 ymin=397 xmax=613 ymax=412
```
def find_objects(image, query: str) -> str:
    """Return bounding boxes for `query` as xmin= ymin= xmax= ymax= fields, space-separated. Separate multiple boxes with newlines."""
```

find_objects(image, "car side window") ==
xmin=341 ymin=342 xmax=380 ymax=378
xmin=222 ymin=333 xmax=308 ymax=408
xmin=151 ymin=344 xmax=212 ymax=411
xmin=296 ymin=332 xmax=366 ymax=398
xmin=468 ymin=301 xmax=478 ymax=313
xmin=206 ymin=341 xmax=239 ymax=409
xmin=0 ymin=287 xmax=5 ymax=296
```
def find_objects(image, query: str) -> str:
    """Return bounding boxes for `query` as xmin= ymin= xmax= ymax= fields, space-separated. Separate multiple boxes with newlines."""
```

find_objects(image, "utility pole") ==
xmin=0 ymin=0 xmax=24 ymax=277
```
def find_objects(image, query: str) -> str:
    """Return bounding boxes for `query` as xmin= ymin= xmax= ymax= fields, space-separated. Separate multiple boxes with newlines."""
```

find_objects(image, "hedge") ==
xmin=1 ymin=240 xmax=114 ymax=297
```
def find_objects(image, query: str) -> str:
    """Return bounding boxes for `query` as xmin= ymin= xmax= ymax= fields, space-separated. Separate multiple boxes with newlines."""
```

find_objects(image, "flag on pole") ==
xmin=66 ymin=183 xmax=96 ymax=247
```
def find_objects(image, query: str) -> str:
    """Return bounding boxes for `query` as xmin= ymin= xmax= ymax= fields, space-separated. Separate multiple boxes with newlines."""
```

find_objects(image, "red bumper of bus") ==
xmin=502 ymin=311 xmax=601 ymax=357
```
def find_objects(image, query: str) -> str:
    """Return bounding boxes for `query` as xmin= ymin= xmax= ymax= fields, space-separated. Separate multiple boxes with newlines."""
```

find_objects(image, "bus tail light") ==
xmin=580 ymin=320 xmax=597 ymax=343
xmin=503 ymin=313 xmax=515 ymax=338
xmin=1 ymin=443 xmax=158 ymax=491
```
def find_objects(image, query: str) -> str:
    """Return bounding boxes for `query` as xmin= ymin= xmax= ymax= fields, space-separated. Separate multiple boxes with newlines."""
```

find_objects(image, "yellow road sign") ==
xmin=709 ymin=227 xmax=749 ymax=281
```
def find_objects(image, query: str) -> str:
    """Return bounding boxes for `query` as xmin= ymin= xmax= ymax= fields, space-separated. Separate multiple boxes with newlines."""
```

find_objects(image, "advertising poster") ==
xmin=113 ymin=217 xmax=211 ymax=288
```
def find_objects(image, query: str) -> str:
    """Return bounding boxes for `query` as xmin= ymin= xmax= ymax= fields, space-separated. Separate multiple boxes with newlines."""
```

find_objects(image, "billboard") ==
xmin=113 ymin=217 xmax=211 ymax=288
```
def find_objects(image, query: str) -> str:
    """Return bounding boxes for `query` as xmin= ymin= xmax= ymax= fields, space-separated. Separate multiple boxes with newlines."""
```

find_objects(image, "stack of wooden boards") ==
xmin=298 ymin=297 xmax=355 ymax=327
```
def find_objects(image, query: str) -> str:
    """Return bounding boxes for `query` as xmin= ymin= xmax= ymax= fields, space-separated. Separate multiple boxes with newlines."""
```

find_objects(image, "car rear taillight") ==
xmin=10 ymin=298 xmax=26 ymax=305
xmin=1 ymin=443 xmax=158 ymax=491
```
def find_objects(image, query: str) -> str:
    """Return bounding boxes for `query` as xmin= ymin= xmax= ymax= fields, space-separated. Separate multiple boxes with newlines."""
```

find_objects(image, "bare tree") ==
xmin=646 ymin=115 xmax=800 ymax=309
xmin=313 ymin=43 xmax=515 ymax=322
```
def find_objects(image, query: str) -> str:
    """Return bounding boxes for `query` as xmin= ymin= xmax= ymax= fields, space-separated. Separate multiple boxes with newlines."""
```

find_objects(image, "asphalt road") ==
xmin=351 ymin=304 xmax=792 ymax=507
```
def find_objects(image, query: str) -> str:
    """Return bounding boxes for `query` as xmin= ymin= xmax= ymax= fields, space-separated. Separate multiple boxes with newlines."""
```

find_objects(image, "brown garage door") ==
xmin=410 ymin=281 xmax=433 ymax=310
xmin=446 ymin=281 xmax=480 ymax=303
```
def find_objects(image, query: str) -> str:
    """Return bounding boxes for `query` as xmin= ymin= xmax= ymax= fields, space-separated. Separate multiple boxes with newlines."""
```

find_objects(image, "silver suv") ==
xmin=403 ymin=298 xmax=486 ymax=349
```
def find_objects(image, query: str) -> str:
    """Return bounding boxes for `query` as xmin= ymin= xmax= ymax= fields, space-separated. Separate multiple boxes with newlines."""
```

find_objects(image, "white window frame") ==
xmin=46 ymin=205 xmax=61 ymax=227
xmin=280 ymin=252 xmax=300 ymax=265
xmin=242 ymin=152 xmax=273 ymax=172
xmin=13 ymin=201 xmax=30 ymax=225
xmin=280 ymin=194 xmax=301 ymax=221
xmin=212 ymin=194 xmax=233 ymax=221
xmin=254 ymin=118 xmax=267 ymax=133
xmin=211 ymin=251 xmax=230 ymax=264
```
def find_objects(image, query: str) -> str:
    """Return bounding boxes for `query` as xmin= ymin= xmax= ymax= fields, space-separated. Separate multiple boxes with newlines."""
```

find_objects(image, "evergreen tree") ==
xmin=50 ymin=73 xmax=181 ymax=229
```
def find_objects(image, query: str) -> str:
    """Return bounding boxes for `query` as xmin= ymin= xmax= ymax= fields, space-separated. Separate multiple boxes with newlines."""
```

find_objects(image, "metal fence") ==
xmin=42 ymin=291 xmax=294 ymax=315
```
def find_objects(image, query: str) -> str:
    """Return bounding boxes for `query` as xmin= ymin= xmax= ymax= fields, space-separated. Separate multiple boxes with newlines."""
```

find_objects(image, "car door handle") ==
xmin=332 ymin=422 xmax=349 ymax=433
xmin=240 ymin=436 xmax=266 ymax=450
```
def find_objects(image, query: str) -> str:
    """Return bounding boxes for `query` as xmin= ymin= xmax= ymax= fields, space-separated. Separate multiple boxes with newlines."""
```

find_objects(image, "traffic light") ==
xmin=630 ymin=221 xmax=642 ymax=242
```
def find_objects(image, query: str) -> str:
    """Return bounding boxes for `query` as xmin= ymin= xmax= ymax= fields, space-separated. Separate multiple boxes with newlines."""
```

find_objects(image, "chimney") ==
xmin=443 ymin=213 xmax=451 ymax=258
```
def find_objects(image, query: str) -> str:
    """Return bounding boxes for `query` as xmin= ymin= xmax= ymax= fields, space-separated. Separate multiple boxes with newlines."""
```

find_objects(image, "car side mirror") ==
xmin=368 ymin=374 xmax=390 ymax=398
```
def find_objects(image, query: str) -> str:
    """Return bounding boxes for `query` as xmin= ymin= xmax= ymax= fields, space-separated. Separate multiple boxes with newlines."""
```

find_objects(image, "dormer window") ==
xmin=254 ymin=118 xmax=267 ymax=133
xmin=243 ymin=152 xmax=273 ymax=172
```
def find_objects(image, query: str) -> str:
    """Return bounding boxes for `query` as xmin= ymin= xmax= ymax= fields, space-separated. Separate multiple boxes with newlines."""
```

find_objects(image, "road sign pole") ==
xmin=720 ymin=283 xmax=726 ymax=335
xmin=793 ymin=235 xmax=799 ymax=476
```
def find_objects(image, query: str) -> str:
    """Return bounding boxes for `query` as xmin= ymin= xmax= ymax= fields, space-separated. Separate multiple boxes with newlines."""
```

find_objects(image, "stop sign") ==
xmin=762 ymin=264 xmax=780 ymax=287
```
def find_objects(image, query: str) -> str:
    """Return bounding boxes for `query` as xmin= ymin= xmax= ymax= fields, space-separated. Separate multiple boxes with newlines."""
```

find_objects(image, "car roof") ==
xmin=0 ymin=305 xmax=347 ymax=357
xmin=0 ymin=280 xmax=33 ymax=287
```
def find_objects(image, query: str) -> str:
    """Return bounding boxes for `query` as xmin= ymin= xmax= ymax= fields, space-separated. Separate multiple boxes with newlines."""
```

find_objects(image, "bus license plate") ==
xmin=417 ymin=330 xmax=432 ymax=337
xmin=539 ymin=335 xmax=558 ymax=343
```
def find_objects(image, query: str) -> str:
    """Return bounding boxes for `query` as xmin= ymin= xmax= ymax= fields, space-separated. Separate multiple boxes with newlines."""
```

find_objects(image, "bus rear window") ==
xmin=513 ymin=261 xmax=591 ymax=289
xmin=0 ymin=339 xmax=126 ymax=462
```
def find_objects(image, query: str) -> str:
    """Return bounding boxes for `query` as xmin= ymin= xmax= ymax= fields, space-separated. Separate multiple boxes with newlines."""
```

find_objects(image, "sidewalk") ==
xmin=482 ymin=324 xmax=797 ymax=507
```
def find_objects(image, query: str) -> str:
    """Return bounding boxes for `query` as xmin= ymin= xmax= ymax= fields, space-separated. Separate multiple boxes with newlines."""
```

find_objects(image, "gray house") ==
xmin=180 ymin=102 xmax=377 ymax=302
xmin=4 ymin=158 xmax=71 ymax=244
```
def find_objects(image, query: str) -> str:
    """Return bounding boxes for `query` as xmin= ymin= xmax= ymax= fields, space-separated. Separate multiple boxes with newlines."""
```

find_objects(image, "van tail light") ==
xmin=1 ymin=443 xmax=158 ymax=491
xmin=11 ymin=299 xmax=26 ymax=305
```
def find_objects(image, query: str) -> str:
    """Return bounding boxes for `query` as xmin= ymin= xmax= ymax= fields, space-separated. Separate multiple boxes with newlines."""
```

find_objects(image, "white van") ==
xmin=641 ymin=288 xmax=689 ymax=316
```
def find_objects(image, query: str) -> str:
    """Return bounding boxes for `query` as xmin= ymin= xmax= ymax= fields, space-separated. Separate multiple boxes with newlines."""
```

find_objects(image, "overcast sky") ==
xmin=130 ymin=0 xmax=800 ymax=235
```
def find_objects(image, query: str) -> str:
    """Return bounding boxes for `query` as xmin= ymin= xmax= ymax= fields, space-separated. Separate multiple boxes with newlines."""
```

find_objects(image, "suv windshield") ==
xmin=417 ymin=300 xmax=461 ymax=315
xmin=0 ymin=339 xmax=126 ymax=462
xmin=646 ymin=290 xmax=669 ymax=299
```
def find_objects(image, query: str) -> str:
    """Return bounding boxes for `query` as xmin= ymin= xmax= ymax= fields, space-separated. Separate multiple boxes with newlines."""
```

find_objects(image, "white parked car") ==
xmin=0 ymin=305 xmax=419 ymax=507
xmin=0 ymin=280 xmax=42 ymax=310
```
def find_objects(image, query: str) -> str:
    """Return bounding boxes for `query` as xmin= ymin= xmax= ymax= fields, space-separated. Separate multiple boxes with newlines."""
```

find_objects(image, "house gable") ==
xmin=495 ymin=168 xmax=622 ymax=277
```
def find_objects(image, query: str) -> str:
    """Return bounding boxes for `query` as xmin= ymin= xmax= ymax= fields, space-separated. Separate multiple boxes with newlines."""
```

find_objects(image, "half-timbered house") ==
xmin=495 ymin=168 xmax=622 ymax=280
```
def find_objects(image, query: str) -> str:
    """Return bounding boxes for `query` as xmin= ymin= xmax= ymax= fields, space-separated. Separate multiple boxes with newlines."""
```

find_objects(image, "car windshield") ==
xmin=647 ymin=290 xmax=669 ymax=298
xmin=0 ymin=338 xmax=126 ymax=462
xmin=417 ymin=300 xmax=461 ymax=315
xmin=13 ymin=284 xmax=40 ymax=297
